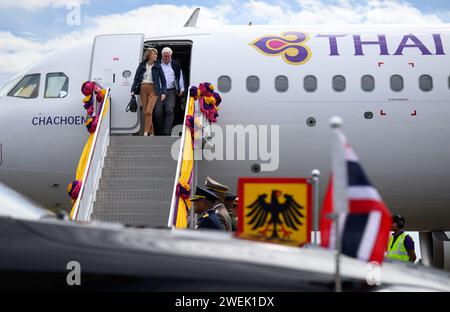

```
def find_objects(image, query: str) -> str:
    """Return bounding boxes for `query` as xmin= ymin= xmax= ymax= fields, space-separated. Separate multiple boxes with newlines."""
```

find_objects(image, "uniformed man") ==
xmin=191 ymin=186 xmax=224 ymax=231
xmin=232 ymin=197 xmax=239 ymax=231
xmin=224 ymin=193 xmax=237 ymax=231
xmin=205 ymin=177 xmax=233 ymax=232
xmin=386 ymin=214 xmax=417 ymax=263
xmin=232 ymin=197 xmax=239 ymax=218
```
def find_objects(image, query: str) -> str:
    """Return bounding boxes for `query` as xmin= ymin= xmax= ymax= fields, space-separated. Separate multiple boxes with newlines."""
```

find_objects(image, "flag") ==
xmin=320 ymin=120 xmax=391 ymax=263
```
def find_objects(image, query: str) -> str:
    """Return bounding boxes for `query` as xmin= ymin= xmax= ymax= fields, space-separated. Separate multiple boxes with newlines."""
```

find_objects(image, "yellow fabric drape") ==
xmin=176 ymin=199 xmax=189 ymax=228
xmin=188 ymin=96 xmax=195 ymax=115
xmin=69 ymin=97 xmax=109 ymax=220
xmin=76 ymin=98 xmax=110 ymax=180
xmin=174 ymin=96 xmax=195 ymax=228
xmin=75 ymin=135 xmax=94 ymax=181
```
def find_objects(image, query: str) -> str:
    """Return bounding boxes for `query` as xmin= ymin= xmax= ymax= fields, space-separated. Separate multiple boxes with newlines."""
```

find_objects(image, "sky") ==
xmin=1 ymin=0 xmax=450 ymax=85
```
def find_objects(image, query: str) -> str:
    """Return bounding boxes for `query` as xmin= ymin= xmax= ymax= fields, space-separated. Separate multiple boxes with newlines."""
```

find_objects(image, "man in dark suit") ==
xmin=155 ymin=46 xmax=185 ymax=135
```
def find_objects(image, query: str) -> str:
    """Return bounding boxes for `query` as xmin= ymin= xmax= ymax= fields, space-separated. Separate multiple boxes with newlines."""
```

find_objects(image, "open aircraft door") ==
xmin=90 ymin=34 xmax=144 ymax=133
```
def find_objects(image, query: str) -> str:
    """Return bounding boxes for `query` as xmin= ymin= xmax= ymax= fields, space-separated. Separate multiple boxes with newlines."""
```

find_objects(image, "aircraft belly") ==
xmin=0 ymin=168 xmax=73 ymax=211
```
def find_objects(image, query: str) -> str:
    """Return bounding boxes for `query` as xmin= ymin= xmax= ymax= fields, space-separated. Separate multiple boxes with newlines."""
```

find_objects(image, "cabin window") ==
xmin=218 ymin=75 xmax=232 ymax=93
xmin=419 ymin=75 xmax=433 ymax=92
xmin=8 ymin=74 xmax=40 ymax=98
xmin=390 ymin=75 xmax=404 ymax=92
xmin=332 ymin=75 xmax=346 ymax=92
xmin=246 ymin=76 xmax=260 ymax=93
xmin=304 ymin=75 xmax=317 ymax=92
xmin=361 ymin=75 xmax=375 ymax=92
xmin=275 ymin=75 xmax=288 ymax=92
xmin=45 ymin=72 xmax=69 ymax=98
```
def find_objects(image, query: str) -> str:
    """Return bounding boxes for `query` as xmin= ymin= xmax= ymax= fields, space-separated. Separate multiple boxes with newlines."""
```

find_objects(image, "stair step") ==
xmin=101 ymin=168 xmax=177 ymax=179
xmin=91 ymin=212 xmax=169 ymax=227
xmin=103 ymin=156 xmax=177 ymax=168
xmin=110 ymin=136 xmax=179 ymax=146
xmin=103 ymin=156 xmax=176 ymax=166
xmin=96 ymin=189 xmax=173 ymax=202
xmin=107 ymin=145 xmax=175 ymax=157
xmin=92 ymin=200 xmax=171 ymax=227
xmin=93 ymin=208 xmax=171 ymax=217
xmin=99 ymin=177 xmax=175 ymax=190
xmin=93 ymin=200 xmax=171 ymax=213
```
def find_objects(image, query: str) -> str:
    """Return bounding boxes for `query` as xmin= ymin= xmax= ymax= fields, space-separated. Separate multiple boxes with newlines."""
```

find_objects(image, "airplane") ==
xmin=0 ymin=10 xmax=449 ymax=268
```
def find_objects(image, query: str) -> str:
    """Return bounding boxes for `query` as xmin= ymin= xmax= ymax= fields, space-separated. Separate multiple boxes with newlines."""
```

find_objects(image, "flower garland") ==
xmin=185 ymin=114 xmax=195 ymax=143
xmin=85 ymin=116 xmax=99 ymax=134
xmin=197 ymin=82 xmax=221 ymax=123
xmin=67 ymin=180 xmax=81 ymax=201
xmin=172 ymin=83 xmax=223 ymax=228
xmin=67 ymin=81 xmax=106 ymax=204
xmin=176 ymin=180 xmax=191 ymax=200
xmin=81 ymin=81 xmax=106 ymax=116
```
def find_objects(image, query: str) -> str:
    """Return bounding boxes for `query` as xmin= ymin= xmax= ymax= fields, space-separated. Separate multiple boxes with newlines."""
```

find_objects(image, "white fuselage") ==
xmin=0 ymin=25 xmax=449 ymax=230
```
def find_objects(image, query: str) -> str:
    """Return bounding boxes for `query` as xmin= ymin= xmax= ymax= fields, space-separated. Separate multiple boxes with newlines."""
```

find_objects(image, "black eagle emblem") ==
xmin=246 ymin=190 xmax=305 ymax=239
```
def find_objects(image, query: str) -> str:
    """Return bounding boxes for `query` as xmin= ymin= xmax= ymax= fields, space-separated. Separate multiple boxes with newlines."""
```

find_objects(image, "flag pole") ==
xmin=311 ymin=169 xmax=320 ymax=246
xmin=334 ymin=212 xmax=342 ymax=292
xmin=330 ymin=116 xmax=344 ymax=292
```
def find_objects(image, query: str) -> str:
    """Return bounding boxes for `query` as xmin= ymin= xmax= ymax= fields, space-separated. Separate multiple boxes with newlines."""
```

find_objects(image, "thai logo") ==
xmin=250 ymin=31 xmax=312 ymax=65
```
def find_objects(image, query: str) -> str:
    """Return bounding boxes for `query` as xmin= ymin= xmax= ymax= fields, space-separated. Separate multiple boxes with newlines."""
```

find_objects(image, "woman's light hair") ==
xmin=144 ymin=48 xmax=158 ymax=61
xmin=162 ymin=47 xmax=173 ymax=55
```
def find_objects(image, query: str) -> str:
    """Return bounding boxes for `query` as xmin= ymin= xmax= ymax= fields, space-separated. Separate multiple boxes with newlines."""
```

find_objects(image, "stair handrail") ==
xmin=70 ymin=88 xmax=111 ymax=221
xmin=168 ymin=84 xmax=221 ymax=229
xmin=168 ymin=87 xmax=196 ymax=228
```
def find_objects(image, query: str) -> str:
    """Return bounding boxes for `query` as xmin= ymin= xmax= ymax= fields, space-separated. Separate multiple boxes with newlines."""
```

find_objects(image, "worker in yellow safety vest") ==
xmin=386 ymin=214 xmax=416 ymax=263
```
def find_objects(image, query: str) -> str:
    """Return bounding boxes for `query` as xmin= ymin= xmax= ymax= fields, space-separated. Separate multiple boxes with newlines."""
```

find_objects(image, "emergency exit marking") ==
xmin=408 ymin=62 xmax=415 ymax=67
xmin=380 ymin=110 xmax=387 ymax=116
xmin=411 ymin=110 xmax=417 ymax=116
xmin=378 ymin=61 xmax=384 ymax=67
xmin=113 ymin=57 xmax=119 ymax=61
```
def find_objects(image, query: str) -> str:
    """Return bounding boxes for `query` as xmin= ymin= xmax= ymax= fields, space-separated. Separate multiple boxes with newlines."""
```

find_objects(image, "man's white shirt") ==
xmin=161 ymin=61 xmax=184 ymax=92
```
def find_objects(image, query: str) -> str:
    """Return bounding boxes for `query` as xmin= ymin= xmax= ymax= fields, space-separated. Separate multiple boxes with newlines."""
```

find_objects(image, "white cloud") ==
xmin=0 ymin=0 xmax=89 ymax=11
xmin=84 ymin=4 xmax=229 ymax=33
xmin=242 ymin=0 xmax=443 ymax=25
xmin=0 ymin=0 xmax=446 ymax=82
xmin=0 ymin=4 xmax=228 ymax=76
xmin=0 ymin=31 xmax=45 ymax=73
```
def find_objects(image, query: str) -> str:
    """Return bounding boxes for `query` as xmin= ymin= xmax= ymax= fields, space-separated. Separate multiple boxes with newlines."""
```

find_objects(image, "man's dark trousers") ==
xmin=154 ymin=89 xmax=177 ymax=135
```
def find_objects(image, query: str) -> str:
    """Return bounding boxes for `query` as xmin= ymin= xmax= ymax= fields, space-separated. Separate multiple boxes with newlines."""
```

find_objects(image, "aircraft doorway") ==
xmin=138 ymin=40 xmax=192 ymax=135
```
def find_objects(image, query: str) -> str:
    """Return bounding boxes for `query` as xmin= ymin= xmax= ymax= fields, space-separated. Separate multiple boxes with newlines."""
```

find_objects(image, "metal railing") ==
xmin=70 ymin=88 xmax=111 ymax=221
xmin=167 ymin=87 xmax=215 ymax=229
xmin=167 ymin=89 xmax=193 ymax=228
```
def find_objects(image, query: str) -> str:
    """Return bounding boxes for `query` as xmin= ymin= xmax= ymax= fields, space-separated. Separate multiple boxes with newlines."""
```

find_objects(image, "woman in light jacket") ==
xmin=131 ymin=48 xmax=167 ymax=136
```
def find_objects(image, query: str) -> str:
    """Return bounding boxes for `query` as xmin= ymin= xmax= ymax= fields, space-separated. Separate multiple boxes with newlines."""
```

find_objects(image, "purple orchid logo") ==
xmin=250 ymin=31 xmax=312 ymax=65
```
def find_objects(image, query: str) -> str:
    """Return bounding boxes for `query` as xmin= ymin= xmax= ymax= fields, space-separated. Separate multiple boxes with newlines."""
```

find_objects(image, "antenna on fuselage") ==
xmin=184 ymin=8 xmax=200 ymax=27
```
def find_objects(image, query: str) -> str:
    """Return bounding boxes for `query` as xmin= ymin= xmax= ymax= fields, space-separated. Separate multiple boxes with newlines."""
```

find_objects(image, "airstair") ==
xmin=90 ymin=136 xmax=178 ymax=227
xmin=69 ymin=84 xmax=213 ymax=229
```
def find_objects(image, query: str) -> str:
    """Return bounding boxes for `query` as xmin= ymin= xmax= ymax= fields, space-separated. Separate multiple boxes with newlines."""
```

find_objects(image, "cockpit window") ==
xmin=7 ymin=74 xmax=40 ymax=98
xmin=45 ymin=72 xmax=69 ymax=98
xmin=0 ymin=77 xmax=22 ymax=98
